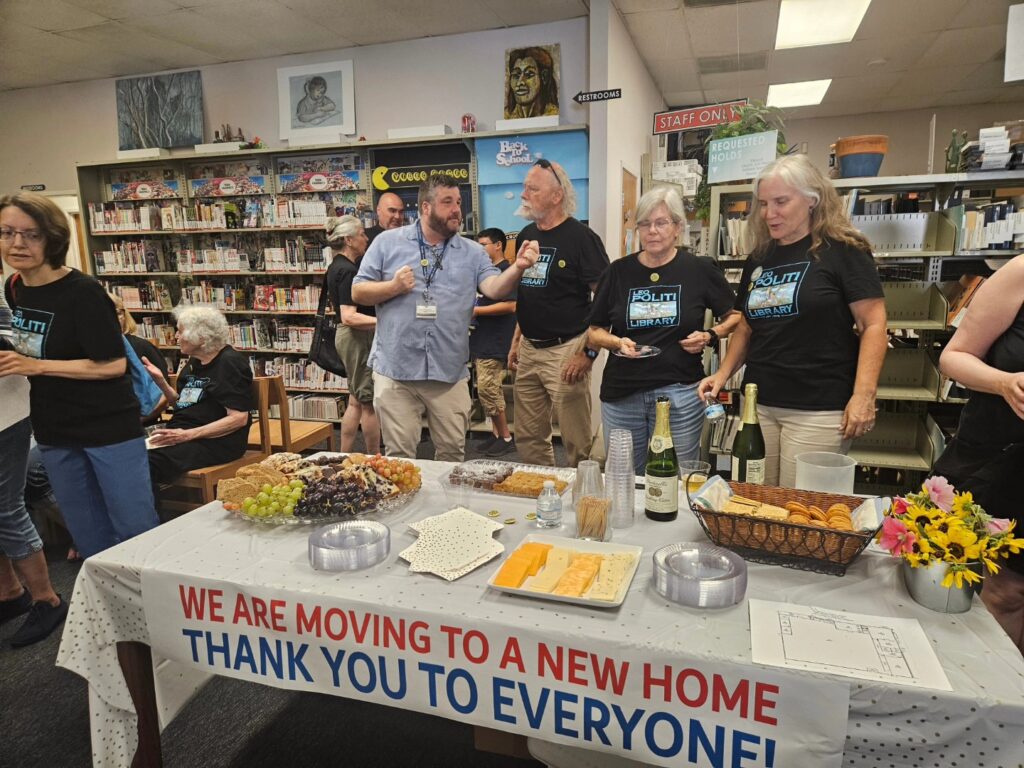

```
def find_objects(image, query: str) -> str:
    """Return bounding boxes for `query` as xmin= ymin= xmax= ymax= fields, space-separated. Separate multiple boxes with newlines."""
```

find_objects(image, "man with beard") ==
xmin=364 ymin=191 xmax=405 ymax=245
xmin=508 ymin=159 xmax=610 ymax=466
xmin=353 ymin=176 xmax=538 ymax=460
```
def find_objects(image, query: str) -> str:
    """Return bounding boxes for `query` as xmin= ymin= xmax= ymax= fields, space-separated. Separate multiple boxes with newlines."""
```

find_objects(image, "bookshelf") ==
xmin=705 ymin=170 xmax=1024 ymax=490
xmin=76 ymin=125 xmax=586 ymax=423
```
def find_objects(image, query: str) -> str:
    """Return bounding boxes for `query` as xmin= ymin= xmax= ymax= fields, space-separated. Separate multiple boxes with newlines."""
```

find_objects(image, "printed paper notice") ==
xmin=749 ymin=600 xmax=952 ymax=691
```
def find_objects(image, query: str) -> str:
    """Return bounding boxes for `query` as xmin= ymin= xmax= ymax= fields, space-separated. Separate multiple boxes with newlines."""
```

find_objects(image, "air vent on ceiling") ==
xmin=683 ymin=0 xmax=760 ymax=7
xmin=698 ymin=51 xmax=768 ymax=75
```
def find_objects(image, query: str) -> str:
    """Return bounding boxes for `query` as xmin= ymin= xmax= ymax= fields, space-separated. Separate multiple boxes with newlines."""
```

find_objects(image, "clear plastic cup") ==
xmin=794 ymin=452 xmax=856 ymax=494
xmin=679 ymin=460 xmax=711 ymax=497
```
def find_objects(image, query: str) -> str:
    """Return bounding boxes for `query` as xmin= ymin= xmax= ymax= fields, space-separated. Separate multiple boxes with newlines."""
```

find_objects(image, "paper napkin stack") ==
xmin=400 ymin=507 xmax=505 ymax=581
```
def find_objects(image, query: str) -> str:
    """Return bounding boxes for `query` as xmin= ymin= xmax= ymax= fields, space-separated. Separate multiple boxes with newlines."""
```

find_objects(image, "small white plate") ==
xmin=612 ymin=345 xmax=661 ymax=358
xmin=486 ymin=534 xmax=643 ymax=608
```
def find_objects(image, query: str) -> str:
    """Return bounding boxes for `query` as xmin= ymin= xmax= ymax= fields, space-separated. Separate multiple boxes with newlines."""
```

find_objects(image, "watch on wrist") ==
xmin=584 ymin=347 xmax=599 ymax=360
xmin=705 ymin=328 xmax=719 ymax=347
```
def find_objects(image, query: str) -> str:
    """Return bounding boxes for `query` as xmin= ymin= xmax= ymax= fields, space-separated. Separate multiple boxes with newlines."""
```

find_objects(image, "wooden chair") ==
xmin=159 ymin=376 xmax=273 ymax=514
xmin=247 ymin=374 xmax=337 ymax=454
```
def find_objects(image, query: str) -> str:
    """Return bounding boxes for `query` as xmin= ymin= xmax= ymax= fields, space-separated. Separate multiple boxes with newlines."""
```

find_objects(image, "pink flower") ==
xmin=892 ymin=497 xmax=909 ymax=515
xmin=879 ymin=517 xmax=917 ymax=556
xmin=922 ymin=476 xmax=955 ymax=512
xmin=987 ymin=518 xmax=1012 ymax=535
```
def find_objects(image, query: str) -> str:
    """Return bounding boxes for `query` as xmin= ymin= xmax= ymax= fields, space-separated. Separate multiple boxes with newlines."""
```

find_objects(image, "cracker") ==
xmin=217 ymin=477 xmax=259 ymax=506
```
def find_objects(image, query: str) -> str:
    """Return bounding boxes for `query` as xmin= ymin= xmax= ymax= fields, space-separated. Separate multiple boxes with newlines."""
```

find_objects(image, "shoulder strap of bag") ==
xmin=316 ymin=269 xmax=332 ymax=319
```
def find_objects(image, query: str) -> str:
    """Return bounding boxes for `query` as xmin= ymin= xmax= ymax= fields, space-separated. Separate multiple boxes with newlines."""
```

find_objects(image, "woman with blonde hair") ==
xmin=325 ymin=215 xmax=380 ymax=453
xmin=698 ymin=154 xmax=887 ymax=487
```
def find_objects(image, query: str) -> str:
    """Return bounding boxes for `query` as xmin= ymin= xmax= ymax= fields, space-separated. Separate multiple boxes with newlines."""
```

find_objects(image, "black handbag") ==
xmin=307 ymin=270 xmax=347 ymax=377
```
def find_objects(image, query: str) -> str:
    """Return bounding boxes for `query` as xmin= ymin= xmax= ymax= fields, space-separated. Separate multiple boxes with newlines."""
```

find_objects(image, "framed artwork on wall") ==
xmin=116 ymin=70 xmax=204 ymax=150
xmin=277 ymin=60 xmax=355 ymax=142
xmin=504 ymin=44 xmax=560 ymax=120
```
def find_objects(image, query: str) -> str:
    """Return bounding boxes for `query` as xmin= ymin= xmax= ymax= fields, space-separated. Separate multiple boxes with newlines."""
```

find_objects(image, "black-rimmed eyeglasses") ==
xmin=533 ymin=158 xmax=563 ymax=190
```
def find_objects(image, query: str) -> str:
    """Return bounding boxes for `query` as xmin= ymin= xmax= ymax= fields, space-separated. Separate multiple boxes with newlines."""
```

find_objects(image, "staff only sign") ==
xmin=143 ymin=572 xmax=850 ymax=766
xmin=653 ymin=99 xmax=747 ymax=135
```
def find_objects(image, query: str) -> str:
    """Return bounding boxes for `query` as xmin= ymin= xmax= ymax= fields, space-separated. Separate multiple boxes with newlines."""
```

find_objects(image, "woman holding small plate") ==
xmin=587 ymin=186 xmax=739 ymax=471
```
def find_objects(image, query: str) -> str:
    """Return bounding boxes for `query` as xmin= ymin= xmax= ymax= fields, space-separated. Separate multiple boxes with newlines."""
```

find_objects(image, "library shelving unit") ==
xmin=76 ymin=125 xmax=585 ymax=424
xmin=706 ymin=170 xmax=1024 ymax=494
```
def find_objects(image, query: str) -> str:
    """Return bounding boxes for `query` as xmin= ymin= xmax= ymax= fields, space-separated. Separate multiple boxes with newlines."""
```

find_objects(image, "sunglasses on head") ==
xmin=533 ymin=158 xmax=563 ymax=190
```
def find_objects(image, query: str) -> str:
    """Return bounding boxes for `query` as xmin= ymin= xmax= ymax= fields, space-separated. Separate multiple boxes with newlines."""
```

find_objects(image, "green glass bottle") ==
xmin=731 ymin=383 xmax=766 ymax=484
xmin=645 ymin=396 xmax=679 ymax=522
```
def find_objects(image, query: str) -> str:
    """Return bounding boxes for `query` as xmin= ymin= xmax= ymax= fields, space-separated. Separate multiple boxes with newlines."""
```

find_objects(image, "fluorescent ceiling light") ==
xmin=775 ymin=0 xmax=871 ymax=49
xmin=766 ymin=79 xmax=832 ymax=107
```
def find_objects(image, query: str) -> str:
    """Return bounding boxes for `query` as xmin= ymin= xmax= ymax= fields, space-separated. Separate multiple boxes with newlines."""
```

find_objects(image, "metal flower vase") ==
xmin=901 ymin=560 xmax=977 ymax=614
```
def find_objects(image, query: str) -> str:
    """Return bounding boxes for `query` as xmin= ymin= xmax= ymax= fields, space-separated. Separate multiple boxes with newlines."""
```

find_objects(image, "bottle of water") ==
xmin=536 ymin=480 xmax=562 ymax=529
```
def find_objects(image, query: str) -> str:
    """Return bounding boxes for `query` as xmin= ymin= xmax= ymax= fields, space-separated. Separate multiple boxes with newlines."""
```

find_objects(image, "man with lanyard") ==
xmin=364 ymin=191 xmax=405 ymax=245
xmin=508 ymin=158 xmax=610 ymax=466
xmin=352 ymin=175 xmax=538 ymax=461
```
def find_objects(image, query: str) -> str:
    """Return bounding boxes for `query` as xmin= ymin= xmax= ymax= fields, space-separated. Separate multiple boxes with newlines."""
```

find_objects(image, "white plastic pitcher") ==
xmin=794 ymin=452 xmax=856 ymax=494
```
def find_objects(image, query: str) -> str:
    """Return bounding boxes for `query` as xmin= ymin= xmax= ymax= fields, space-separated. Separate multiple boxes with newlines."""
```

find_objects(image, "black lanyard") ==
xmin=415 ymin=221 xmax=450 ymax=297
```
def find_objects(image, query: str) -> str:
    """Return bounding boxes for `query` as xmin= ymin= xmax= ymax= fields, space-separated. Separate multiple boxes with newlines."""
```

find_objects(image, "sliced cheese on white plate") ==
xmin=526 ymin=547 xmax=573 ymax=593
xmin=588 ymin=554 xmax=635 ymax=601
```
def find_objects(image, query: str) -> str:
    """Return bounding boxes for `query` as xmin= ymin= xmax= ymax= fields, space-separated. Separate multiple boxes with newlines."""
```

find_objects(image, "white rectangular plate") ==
xmin=486 ymin=534 xmax=643 ymax=609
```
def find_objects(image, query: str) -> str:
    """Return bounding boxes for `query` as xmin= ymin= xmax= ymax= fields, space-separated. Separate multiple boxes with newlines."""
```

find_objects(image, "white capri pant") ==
xmin=757 ymin=405 xmax=851 ymax=488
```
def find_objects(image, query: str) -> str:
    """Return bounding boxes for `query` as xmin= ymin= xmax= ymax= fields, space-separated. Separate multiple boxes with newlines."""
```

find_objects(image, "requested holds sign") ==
xmin=707 ymin=130 xmax=779 ymax=184
xmin=142 ymin=572 xmax=850 ymax=767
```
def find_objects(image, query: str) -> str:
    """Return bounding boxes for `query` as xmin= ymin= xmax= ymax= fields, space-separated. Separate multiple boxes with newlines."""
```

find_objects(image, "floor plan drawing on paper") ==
xmin=748 ymin=599 xmax=952 ymax=691
xmin=777 ymin=608 xmax=913 ymax=678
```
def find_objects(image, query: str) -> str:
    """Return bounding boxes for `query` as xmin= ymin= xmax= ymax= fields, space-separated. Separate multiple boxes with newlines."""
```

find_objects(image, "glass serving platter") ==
xmin=440 ymin=459 xmax=575 ymax=500
xmin=229 ymin=488 xmax=418 ymax=526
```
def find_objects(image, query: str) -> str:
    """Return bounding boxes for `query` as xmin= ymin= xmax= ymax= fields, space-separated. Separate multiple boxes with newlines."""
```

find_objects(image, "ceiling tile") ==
xmin=482 ymin=0 xmax=590 ymax=27
xmin=0 ymin=66 xmax=61 ymax=91
xmin=824 ymin=74 xmax=894 ymax=103
xmin=190 ymin=0 xmax=353 ymax=53
xmin=916 ymin=24 xmax=1008 ymax=68
xmin=699 ymin=69 xmax=768 ymax=91
xmin=856 ymin=0 xmax=966 ymax=39
xmin=125 ymin=9 xmax=264 ymax=59
xmin=61 ymin=0 xmax=182 ymax=18
xmin=949 ymin=0 xmax=1016 ymax=29
xmin=705 ymin=84 xmax=766 ymax=103
xmin=661 ymin=88 xmax=706 ymax=106
xmin=888 ymin=66 xmax=974 ymax=96
xmin=620 ymin=9 xmax=694 ymax=59
xmin=644 ymin=56 xmax=700 ymax=90
xmin=768 ymin=34 xmax=937 ymax=82
xmin=932 ymin=87 xmax=1015 ymax=106
xmin=0 ymin=0 xmax=110 ymax=31
xmin=684 ymin=0 xmax=778 ymax=58
xmin=965 ymin=59 xmax=1018 ymax=88
xmin=59 ymin=21 xmax=223 ymax=70
xmin=616 ymin=0 xmax=682 ymax=13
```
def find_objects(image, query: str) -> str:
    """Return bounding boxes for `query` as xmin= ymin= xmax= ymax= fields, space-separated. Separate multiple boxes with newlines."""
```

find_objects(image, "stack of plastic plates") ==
xmin=652 ymin=542 xmax=747 ymax=608
xmin=309 ymin=520 xmax=390 ymax=571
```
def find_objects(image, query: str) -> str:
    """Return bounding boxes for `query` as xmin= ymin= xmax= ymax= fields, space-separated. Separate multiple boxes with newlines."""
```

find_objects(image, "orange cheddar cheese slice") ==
xmin=494 ymin=555 xmax=531 ymax=588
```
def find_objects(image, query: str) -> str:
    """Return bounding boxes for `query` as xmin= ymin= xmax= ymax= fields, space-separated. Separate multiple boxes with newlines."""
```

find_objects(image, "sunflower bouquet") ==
xmin=877 ymin=476 xmax=1024 ymax=589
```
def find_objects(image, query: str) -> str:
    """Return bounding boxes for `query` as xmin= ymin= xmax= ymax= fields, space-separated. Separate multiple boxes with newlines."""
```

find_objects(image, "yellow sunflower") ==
xmin=930 ymin=525 xmax=983 ymax=564
xmin=906 ymin=504 xmax=942 ymax=530
xmin=951 ymin=491 xmax=975 ymax=516
xmin=942 ymin=563 xmax=983 ymax=589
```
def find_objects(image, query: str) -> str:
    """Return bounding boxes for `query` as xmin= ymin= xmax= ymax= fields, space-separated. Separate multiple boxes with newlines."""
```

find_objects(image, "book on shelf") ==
xmin=248 ymin=355 xmax=346 ymax=391
xmin=945 ymin=275 xmax=986 ymax=328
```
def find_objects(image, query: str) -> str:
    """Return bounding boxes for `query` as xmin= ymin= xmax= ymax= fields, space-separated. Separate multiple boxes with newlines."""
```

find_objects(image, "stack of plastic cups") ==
xmin=606 ymin=429 xmax=636 ymax=529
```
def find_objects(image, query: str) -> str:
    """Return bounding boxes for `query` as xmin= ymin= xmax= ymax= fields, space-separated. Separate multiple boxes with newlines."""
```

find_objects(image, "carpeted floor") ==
xmin=0 ymin=430 xmax=565 ymax=767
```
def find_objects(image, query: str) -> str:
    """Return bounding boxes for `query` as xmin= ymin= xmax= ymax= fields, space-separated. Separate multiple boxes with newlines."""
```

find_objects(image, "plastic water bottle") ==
xmin=536 ymin=480 xmax=562 ymax=529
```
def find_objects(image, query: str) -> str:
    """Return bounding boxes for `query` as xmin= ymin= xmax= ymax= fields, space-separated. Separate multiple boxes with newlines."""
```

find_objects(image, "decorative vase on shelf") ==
xmin=902 ymin=560 xmax=978 ymax=614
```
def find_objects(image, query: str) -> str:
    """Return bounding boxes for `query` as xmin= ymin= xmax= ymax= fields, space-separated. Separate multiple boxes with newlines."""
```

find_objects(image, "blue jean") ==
xmin=601 ymin=382 xmax=704 ymax=475
xmin=38 ymin=437 xmax=159 ymax=559
xmin=0 ymin=417 xmax=44 ymax=560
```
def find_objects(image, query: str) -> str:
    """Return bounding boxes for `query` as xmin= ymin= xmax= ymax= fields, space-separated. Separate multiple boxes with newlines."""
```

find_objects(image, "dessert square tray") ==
xmin=441 ymin=459 xmax=575 ymax=500
xmin=485 ymin=534 xmax=642 ymax=608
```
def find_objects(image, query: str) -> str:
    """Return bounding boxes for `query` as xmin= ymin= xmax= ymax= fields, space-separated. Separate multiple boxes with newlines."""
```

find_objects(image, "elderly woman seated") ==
xmin=144 ymin=305 xmax=254 ymax=483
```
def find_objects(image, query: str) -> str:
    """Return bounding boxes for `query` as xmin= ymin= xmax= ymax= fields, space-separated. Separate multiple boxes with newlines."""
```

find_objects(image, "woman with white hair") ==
xmin=144 ymin=305 xmax=253 ymax=484
xmin=587 ymin=185 xmax=739 ymax=471
xmin=325 ymin=214 xmax=380 ymax=453
xmin=698 ymin=154 xmax=887 ymax=487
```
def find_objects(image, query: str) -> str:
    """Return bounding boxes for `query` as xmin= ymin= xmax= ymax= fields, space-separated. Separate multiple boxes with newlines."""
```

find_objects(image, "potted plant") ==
xmin=693 ymin=101 xmax=789 ymax=223
xmin=876 ymin=476 xmax=1024 ymax=612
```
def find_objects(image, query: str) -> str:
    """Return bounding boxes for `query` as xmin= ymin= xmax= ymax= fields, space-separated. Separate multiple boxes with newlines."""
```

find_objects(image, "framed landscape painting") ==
xmin=278 ymin=60 xmax=355 ymax=142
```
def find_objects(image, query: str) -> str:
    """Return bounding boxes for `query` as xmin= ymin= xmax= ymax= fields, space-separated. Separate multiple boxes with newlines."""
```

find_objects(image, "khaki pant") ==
xmin=513 ymin=337 xmax=592 ymax=467
xmin=474 ymin=358 xmax=507 ymax=416
xmin=373 ymin=373 xmax=471 ymax=462
xmin=757 ymin=404 xmax=850 ymax=487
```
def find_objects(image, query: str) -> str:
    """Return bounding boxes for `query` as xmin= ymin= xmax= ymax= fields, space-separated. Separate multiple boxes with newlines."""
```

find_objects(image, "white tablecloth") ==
xmin=57 ymin=461 xmax=1024 ymax=768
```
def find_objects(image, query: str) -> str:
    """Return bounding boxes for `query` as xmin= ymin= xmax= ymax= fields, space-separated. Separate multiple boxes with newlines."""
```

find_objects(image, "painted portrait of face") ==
xmin=504 ymin=44 xmax=561 ymax=120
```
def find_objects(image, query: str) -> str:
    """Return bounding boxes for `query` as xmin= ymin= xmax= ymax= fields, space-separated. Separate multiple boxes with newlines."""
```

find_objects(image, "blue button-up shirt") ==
xmin=354 ymin=222 xmax=499 ymax=384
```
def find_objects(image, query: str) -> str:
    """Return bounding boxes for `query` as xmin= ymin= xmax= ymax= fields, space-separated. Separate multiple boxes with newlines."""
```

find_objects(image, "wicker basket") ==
xmin=689 ymin=482 xmax=877 ymax=577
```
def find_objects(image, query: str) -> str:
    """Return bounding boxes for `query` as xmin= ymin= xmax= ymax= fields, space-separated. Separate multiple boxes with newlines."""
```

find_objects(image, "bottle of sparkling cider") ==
xmin=645 ymin=396 xmax=679 ymax=522
xmin=731 ymin=383 xmax=766 ymax=484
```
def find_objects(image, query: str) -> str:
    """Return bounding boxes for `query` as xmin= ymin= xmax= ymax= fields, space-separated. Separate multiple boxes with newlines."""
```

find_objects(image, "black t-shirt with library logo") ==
xmin=589 ymin=249 xmax=736 ymax=401
xmin=327 ymin=254 xmax=375 ymax=317
xmin=166 ymin=346 xmax=253 ymax=460
xmin=734 ymin=235 xmax=884 ymax=410
xmin=4 ymin=269 xmax=141 ymax=447
xmin=515 ymin=217 xmax=610 ymax=340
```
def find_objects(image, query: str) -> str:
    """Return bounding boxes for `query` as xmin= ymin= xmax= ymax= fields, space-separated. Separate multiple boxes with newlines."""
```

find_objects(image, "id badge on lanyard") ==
xmin=416 ymin=293 xmax=438 ymax=320
xmin=416 ymin=222 xmax=448 ymax=322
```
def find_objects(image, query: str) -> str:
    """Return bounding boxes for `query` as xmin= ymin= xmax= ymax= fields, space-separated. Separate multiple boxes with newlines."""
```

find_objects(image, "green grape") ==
xmin=269 ymin=501 xmax=281 ymax=513
xmin=243 ymin=497 xmax=256 ymax=508
xmin=257 ymin=492 xmax=270 ymax=503
xmin=283 ymin=503 xmax=295 ymax=516
xmin=261 ymin=484 xmax=273 ymax=494
xmin=290 ymin=489 xmax=302 ymax=501
xmin=290 ymin=479 xmax=304 ymax=489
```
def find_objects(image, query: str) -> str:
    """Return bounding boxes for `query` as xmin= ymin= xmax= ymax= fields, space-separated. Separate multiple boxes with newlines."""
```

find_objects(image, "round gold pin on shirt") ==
xmin=650 ymin=272 xmax=660 ymax=282
xmin=420 ymin=258 xmax=430 ymax=267
xmin=558 ymin=259 xmax=566 ymax=268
